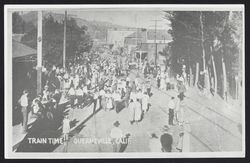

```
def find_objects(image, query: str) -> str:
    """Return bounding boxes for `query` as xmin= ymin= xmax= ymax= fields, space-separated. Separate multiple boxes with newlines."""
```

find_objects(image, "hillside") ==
xmin=21 ymin=11 xmax=135 ymax=40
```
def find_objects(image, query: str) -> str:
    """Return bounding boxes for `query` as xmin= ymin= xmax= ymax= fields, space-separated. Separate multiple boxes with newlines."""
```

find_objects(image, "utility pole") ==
xmin=150 ymin=19 xmax=162 ymax=67
xmin=63 ymin=11 xmax=67 ymax=68
xmin=37 ymin=11 xmax=42 ymax=95
xmin=136 ymin=28 xmax=139 ymax=69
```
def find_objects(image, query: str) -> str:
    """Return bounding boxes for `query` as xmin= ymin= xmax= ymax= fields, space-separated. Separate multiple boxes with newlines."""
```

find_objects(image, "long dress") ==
xmin=178 ymin=102 xmax=184 ymax=123
xmin=134 ymin=101 xmax=142 ymax=121
xmin=101 ymin=95 xmax=107 ymax=111
xmin=62 ymin=118 xmax=70 ymax=134
xmin=142 ymin=94 xmax=149 ymax=112
xmin=160 ymin=74 xmax=166 ymax=90
xmin=106 ymin=93 xmax=113 ymax=110
xmin=130 ymin=92 xmax=137 ymax=102
xmin=128 ymin=102 xmax=135 ymax=121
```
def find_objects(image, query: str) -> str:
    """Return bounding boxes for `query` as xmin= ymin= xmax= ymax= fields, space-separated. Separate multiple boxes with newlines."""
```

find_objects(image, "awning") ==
xmin=12 ymin=40 xmax=36 ymax=58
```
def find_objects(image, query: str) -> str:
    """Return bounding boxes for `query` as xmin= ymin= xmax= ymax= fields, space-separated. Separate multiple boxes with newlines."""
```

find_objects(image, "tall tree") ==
xmin=21 ymin=14 xmax=93 ymax=65
xmin=12 ymin=12 xmax=25 ymax=34
xmin=165 ymin=11 xmax=243 ymax=99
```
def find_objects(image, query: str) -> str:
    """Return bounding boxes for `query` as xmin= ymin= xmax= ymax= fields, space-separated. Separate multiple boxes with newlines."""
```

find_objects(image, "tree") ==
xmin=21 ymin=14 xmax=93 ymax=65
xmin=158 ymin=44 xmax=171 ymax=69
xmin=13 ymin=12 xmax=25 ymax=34
xmin=165 ymin=11 xmax=202 ymax=85
xmin=13 ymin=12 xmax=36 ymax=34
xmin=165 ymin=11 xmax=243 ymax=99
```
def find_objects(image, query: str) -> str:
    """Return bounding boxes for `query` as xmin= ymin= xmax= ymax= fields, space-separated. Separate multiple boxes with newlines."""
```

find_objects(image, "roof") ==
xmin=124 ymin=29 xmax=172 ymax=45
xmin=125 ymin=31 xmax=145 ymax=39
xmin=13 ymin=34 xmax=25 ymax=42
xmin=136 ymin=43 xmax=148 ymax=52
xmin=124 ymin=30 xmax=147 ymax=45
xmin=147 ymin=29 xmax=172 ymax=40
xmin=12 ymin=40 xmax=36 ymax=58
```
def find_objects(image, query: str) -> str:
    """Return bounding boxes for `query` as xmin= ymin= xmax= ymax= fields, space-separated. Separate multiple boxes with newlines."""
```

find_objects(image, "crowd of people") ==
xmin=16 ymin=50 xmax=189 ymax=153
xmin=17 ymin=53 xmax=153 ymax=135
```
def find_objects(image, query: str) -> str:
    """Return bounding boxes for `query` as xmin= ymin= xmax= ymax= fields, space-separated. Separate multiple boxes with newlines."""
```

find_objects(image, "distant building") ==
xmin=107 ymin=28 xmax=135 ymax=49
xmin=124 ymin=28 xmax=147 ymax=55
xmin=124 ymin=29 xmax=172 ymax=65
xmin=92 ymin=39 xmax=107 ymax=47
xmin=146 ymin=29 xmax=172 ymax=44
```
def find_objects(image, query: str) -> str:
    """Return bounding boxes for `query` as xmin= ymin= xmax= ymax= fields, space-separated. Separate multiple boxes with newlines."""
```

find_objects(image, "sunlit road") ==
xmin=54 ymin=70 xmax=183 ymax=152
xmin=53 ymin=70 xmax=242 ymax=152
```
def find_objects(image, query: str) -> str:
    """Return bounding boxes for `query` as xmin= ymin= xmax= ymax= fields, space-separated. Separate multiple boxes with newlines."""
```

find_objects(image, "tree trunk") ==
xmin=189 ymin=66 xmax=193 ymax=86
xmin=205 ymin=67 xmax=211 ymax=92
xmin=195 ymin=62 xmax=199 ymax=87
xmin=211 ymin=54 xmax=217 ymax=94
xmin=200 ymin=12 xmax=206 ymax=87
xmin=222 ymin=57 xmax=227 ymax=100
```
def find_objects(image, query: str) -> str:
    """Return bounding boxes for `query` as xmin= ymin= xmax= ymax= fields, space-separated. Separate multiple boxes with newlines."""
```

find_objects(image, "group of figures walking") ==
xmin=16 ymin=49 xmax=189 ymax=152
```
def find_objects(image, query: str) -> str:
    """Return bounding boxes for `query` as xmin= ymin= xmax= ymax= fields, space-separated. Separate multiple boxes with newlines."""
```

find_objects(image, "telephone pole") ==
xmin=150 ymin=19 xmax=162 ymax=66
xmin=63 ymin=11 xmax=67 ymax=68
xmin=37 ymin=11 xmax=42 ymax=95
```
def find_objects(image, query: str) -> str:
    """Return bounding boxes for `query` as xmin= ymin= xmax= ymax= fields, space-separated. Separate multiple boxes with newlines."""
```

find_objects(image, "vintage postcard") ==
xmin=4 ymin=4 xmax=245 ymax=158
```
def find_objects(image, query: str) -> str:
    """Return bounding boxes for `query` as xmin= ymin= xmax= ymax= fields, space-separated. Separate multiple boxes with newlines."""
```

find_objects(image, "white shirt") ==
xmin=64 ymin=80 xmax=70 ymax=89
xmin=142 ymin=94 xmax=149 ymax=102
xmin=99 ymin=90 xmax=106 ymax=97
xmin=86 ymin=79 xmax=91 ymax=85
xmin=136 ymin=92 xmax=143 ymax=100
xmin=105 ymin=93 xmax=111 ymax=99
xmin=149 ymin=138 xmax=162 ymax=152
xmin=82 ymin=86 xmax=88 ymax=94
xmin=121 ymin=81 xmax=126 ymax=89
xmin=63 ymin=119 xmax=70 ymax=134
xmin=68 ymin=88 xmax=76 ymax=96
xmin=76 ymin=88 xmax=83 ymax=96
xmin=33 ymin=104 xmax=40 ymax=114
xmin=168 ymin=99 xmax=176 ymax=109
xmin=110 ymin=127 xmax=123 ymax=139
xmin=20 ymin=94 xmax=28 ymax=107
xmin=135 ymin=78 xmax=139 ymax=85
xmin=63 ymin=73 xmax=69 ymax=79
xmin=130 ymin=92 xmax=137 ymax=101
xmin=93 ymin=92 xmax=99 ymax=99
xmin=112 ymin=92 xmax=121 ymax=101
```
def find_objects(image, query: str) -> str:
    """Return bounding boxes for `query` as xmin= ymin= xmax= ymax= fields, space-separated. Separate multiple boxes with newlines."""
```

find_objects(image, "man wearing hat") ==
xmin=110 ymin=121 xmax=123 ymax=152
xmin=149 ymin=133 xmax=162 ymax=152
xmin=112 ymin=90 xmax=121 ymax=113
xmin=168 ymin=97 xmax=176 ymax=125
xmin=18 ymin=90 xmax=29 ymax=133
xmin=176 ymin=74 xmax=186 ymax=101
xmin=160 ymin=125 xmax=173 ymax=152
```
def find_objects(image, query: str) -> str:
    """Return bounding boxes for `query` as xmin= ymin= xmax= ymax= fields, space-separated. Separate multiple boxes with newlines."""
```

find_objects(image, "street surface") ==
xmin=51 ymin=70 xmax=242 ymax=152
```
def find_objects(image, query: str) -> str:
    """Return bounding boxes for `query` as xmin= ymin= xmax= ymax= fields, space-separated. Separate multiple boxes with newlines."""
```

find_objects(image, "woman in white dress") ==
xmin=134 ymin=99 xmax=142 ymax=123
xmin=160 ymin=72 xmax=166 ymax=90
xmin=128 ymin=99 xmax=135 ymax=124
xmin=68 ymin=85 xmax=76 ymax=109
xmin=176 ymin=95 xmax=184 ymax=125
xmin=142 ymin=92 xmax=149 ymax=113
xmin=130 ymin=91 xmax=137 ymax=103
xmin=136 ymin=89 xmax=143 ymax=103
xmin=106 ymin=90 xmax=113 ymax=111
xmin=62 ymin=115 xmax=70 ymax=143
xmin=75 ymin=85 xmax=83 ymax=109
xmin=165 ymin=72 xmax=171 ymax=91
xmin=99 ymin=89 xmax=107 ymax=111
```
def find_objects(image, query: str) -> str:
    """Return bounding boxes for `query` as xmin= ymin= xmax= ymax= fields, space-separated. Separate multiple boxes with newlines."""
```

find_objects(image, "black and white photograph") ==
xmin=4 ymin=4 xmax=245 ymax=158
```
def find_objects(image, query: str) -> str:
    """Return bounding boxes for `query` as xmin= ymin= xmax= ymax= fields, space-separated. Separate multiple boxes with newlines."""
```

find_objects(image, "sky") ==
xmin=53 ymin=9 xmax=171 ymax=30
